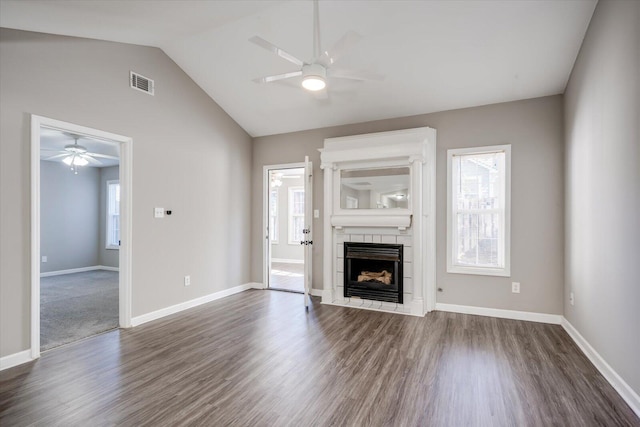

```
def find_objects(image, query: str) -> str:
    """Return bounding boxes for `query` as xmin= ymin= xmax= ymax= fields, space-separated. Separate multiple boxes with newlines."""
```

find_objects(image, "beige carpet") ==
xmin=40 ymin=270 xmax=118 ymax=351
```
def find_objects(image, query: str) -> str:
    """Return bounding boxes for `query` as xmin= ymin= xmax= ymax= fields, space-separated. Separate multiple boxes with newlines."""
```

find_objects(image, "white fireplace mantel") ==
xmin=319 ymin=127 xmax=437 ymax=316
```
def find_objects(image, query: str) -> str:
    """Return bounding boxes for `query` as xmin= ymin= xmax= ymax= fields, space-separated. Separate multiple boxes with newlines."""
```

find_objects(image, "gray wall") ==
xmin=99 ymin=166 xmax=120 ymax=268
xmin=0 ymin=29 xmax=252 ymax=357
xmin=40 ymin=161 xmax=100 ymax=273
xmin=271 ymin=175 xmax=304 ymax=261
xmin=252 ymin=95 xmax=565 ymax=315
xmin=564 ymin=0 xmax=640 ymax=395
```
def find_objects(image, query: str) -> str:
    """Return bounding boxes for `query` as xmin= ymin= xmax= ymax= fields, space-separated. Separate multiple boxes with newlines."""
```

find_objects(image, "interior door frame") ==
xmin=262 ymin=162 xmax=306 ymax=289
xmin=30 ymin=115 xmax=133 ymax=359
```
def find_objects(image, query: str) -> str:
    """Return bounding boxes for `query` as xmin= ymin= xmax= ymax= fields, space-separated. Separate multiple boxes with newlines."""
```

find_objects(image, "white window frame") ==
xmin=106 ymin=179 xmax=120 ymax=250
xmin=288 ymin=186 xmax=305 ymax=245
xmin=447 ymin=145 xmax=511 ymax=277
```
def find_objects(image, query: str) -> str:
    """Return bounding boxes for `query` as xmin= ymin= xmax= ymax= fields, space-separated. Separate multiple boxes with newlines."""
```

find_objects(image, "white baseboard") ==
xmin=40 ymin=265 xmax=119 ymax=277
xmin=310 ymin=288 xmax=323 ymax=297
xmin=250 ymin=282 xmax=266 ymax=290
xmin=435 ymin=303 xmax=563 ymax=324
xmin=0 ymin=349 xmax=33 ymax=371
xmin=561 ymin=317 xmax=640 ymax=417
xmin=131 ymin=283 xmax=256 ymax=327
xmin=271 ymin=258 xmax=304 ymax=264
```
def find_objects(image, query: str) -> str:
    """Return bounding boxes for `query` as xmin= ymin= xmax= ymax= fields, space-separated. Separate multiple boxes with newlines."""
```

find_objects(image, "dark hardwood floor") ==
xmin=1 ymin=290 xmax=638 ymax=426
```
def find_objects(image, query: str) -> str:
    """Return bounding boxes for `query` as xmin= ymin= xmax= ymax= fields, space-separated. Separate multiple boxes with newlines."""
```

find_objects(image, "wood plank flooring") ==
xmin=1 ymin=290 xmax=638 ymax=426
xmin=269 ymin=262 xmax=304 ymax=293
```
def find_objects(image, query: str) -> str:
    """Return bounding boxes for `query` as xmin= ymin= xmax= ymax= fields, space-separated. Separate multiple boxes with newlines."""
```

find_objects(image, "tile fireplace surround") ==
xmin=319 ymin=127 xmax=437 ymax=316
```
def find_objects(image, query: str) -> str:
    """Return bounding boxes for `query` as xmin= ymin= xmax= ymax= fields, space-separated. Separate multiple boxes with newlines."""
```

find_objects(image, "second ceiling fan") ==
xmin=250 ymin=0 xmax=383 ymax=98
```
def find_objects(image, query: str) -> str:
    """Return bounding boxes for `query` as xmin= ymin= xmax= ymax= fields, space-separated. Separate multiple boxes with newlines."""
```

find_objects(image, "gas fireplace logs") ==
xmin=357 ymin=270 xmax=392 ymax=285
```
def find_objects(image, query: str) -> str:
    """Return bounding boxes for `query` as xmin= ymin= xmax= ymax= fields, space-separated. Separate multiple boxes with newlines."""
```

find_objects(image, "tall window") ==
xmin=447 ymin=145 xmax=510 ymax=276
xmin=269 ymin=189 xmax=279 ymax=243
xmin=106 ymin=180 xmax=120 ymax=249
xmin=288 ymin=187 xmax=305 ymax=245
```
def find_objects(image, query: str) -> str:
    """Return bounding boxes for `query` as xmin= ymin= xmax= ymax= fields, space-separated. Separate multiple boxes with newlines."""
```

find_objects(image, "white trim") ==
xmin=435 ymin=303 xmax=562 ymax=324
xmin=31 ymin=115 xmax=133 ymax=359
xmin=131 ymin=283 xmax=258 ymax=327
xmin=447 ymin=144 xmax=511 ymax=277
xmin=424 ymin=134 xmax=437 ymax=312
xmin=310 ymin=288 xmax=323 ymax=297
xmin=0 ymin=350 xmax=34 ymax=371
xmin=40 ymin=265 xmax=119 ymax=277
xmin=331 ymin=214 xmax=411 ymax=229
xmin=561 ymin=318 xmax=640 ymax=417
xmin=271 ymin=258 xmax=304 ymax=264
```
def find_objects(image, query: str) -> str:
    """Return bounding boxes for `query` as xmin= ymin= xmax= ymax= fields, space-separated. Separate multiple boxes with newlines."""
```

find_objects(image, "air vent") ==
xmin=130 ymin=71 xmax=154 ymax=95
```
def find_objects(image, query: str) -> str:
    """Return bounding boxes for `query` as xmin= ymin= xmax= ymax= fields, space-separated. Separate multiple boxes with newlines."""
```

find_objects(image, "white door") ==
xmin=303 ymin=156 xmax=313 ymax=309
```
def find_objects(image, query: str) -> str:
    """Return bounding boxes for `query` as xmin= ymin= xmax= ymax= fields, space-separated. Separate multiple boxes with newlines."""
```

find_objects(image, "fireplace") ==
xmin=344 ymin=242 xmax=403 ymax=303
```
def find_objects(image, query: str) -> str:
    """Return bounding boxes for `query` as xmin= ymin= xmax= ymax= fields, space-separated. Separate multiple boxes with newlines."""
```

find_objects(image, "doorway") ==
xmin=30 ymin=115 xmax=132 ymax=359
xmin=264 ymin=160 xmax=313 ymax=302
xmin=266 ymin=166 xmax=305 ymax=293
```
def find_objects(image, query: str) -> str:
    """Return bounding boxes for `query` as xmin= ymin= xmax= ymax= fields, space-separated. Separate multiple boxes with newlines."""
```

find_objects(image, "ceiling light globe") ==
xmin=302 ymin=76 xmax=326 ymax=91
xmin=74 ymin=157 xmax=89 ymax=166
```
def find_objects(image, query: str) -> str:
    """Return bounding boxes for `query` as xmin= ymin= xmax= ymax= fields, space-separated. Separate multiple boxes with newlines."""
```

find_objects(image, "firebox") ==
xmin=344 ymin=242 xmax=403 ymax=303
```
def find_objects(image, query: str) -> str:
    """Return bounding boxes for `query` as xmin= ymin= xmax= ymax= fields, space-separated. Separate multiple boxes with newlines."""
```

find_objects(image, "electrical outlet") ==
xmin=184 ymin=275 xmax=191 ymax=286
xmin=570 ymin=292 xmax=574 ymax=306
xmin=154 ymin=207 xmax=164 ymax=218
xmin=41 ymin=255 xmax=47 ymax=263
xmin=512 ymin=282 xmax=520 ymax=293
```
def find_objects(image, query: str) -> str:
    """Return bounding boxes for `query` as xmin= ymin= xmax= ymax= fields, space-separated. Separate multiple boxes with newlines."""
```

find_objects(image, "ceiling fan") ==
xmin=250 ymin=0 xmax=383 ymax=97
xmin=42 ymin=136 xmax=118 ymax=174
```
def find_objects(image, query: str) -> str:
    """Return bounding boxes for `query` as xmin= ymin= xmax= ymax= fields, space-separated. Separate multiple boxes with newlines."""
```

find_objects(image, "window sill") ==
xmin=106 ymin=246 xmax=120 ymax=251
xmin=447 ymin=265 xmax=510 ymax=277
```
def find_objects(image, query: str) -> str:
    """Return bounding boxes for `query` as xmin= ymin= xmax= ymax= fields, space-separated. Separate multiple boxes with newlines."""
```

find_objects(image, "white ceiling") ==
xmin=0 ymin=0 xmax=596 ymax=137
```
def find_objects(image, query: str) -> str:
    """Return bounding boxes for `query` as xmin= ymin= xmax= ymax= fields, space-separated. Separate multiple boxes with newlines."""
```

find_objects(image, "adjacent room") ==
xmin=39 ymin=129 xmax=121 ymax=351
xmin=0 ymin=0 xmax=638 ymax=425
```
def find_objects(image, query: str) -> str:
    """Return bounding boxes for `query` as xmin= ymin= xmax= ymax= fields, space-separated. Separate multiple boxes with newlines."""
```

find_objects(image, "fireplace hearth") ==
xmin=344 ymin=242 xmax=403 ymax=303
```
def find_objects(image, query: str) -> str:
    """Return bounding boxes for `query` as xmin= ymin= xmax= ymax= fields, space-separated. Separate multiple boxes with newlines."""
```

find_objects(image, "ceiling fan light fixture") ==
xmin=301 ymin=63 xmax=327 ymax=91
xmin=63 ymin=155 xmax=88 ymax=167
xmin=302 ymin=76 xmax=326 ymax=91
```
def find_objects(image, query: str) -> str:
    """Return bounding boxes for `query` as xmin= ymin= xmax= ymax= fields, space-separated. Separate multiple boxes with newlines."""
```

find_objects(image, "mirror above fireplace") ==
xmin=340 ymin=167 xmax=410 ymax=210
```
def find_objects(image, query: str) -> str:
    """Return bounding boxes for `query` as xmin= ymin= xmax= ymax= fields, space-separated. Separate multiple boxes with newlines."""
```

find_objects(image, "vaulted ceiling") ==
xmin=0 ymin=0 xmax=597 ymax=137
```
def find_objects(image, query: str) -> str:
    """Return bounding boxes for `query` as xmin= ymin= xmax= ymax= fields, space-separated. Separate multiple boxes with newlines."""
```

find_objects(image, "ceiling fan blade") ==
xmin=317 ymin=31 xmax=362 ymax=66
xmin=43 ymin=153 xmax=68 ymax=160
xmin=87 ymin=153 xmax=119 ymax=160
xmin=330 ymin=68 xmax=385 ymax=82
xmin=82 ymin=155 xmax=102 ymax=166
xmin=253 ymin=70 xmax=303 ymax=84
xmin=249 ymin=36 xmax=304 ymax=67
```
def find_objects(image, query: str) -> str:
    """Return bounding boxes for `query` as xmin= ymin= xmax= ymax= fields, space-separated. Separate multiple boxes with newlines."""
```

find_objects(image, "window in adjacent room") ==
xmin=269 ymin=189 xmax=279 ymax=243
xmin=288 ymin=186 xmax=305 ymax=245
xmin=447 ymin=145 xmax=511 ymax=276
xmin=106 ymin=180 xmax=120 ymax=249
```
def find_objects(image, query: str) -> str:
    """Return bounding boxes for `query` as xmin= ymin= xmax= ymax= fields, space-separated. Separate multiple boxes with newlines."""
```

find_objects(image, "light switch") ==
xmin=154 ymin=207 xmax=164 ymax=218
xmin=42 ymin=256 xmax=47 ymax=263
xmin=314 ymin=209 xmax=320 ymax=218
